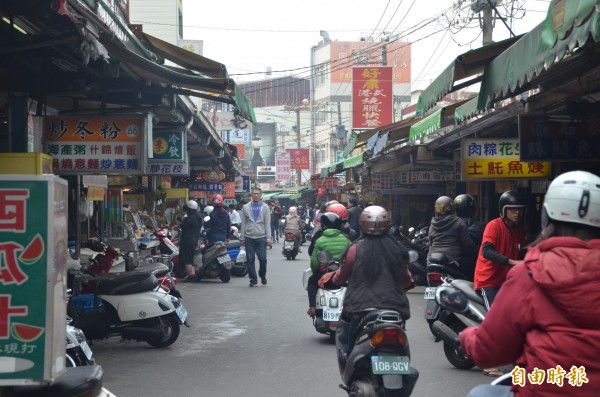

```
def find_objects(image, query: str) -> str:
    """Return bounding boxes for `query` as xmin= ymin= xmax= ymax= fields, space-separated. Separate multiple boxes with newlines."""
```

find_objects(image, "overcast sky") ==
xmin=181 ymin=0 xmax=550 ymax=90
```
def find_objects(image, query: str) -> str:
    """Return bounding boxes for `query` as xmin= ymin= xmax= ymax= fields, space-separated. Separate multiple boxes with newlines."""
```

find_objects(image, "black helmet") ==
xmin=454 ymin=194 xmax=476 ymax=218
xmin=498 ymin=190 xmax=526 ymax=219
xmin=434 ymin=196 xmax=454 ymax=216
xmin=320 ymin=212 xmax=343 ymax=230
xmin=359 ymin=206 xmax=391 ymax=235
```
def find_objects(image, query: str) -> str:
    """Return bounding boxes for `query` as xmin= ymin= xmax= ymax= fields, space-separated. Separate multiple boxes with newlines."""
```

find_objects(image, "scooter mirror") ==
xmin=317 ymin=250 xmax=333 ymax=264
xmin=435 ymin=286 xmax=469 ymax=313
xmin=407 ymin=250 xmax=418 ymax=263
xmin=305 ymin=233 xmax=312 ymax=242
xmin=204 ymin=216 xmax=211 ymax=223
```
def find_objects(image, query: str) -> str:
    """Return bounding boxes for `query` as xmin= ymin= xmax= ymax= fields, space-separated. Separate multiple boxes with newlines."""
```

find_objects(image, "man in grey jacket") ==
xmin=240 ymin=187 xmax=273 ymax=287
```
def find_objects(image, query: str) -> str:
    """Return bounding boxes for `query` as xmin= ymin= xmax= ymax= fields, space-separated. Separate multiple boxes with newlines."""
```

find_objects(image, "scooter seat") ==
xmin=227 ymin=240 xmax=241 ymax=249
xmin=95 ymin=272 xmax=158 ymax=295
xmin=451 ymin=279 xmax=486 ymax=305
xmin=134 ymin=262 xmax=169 ymax=277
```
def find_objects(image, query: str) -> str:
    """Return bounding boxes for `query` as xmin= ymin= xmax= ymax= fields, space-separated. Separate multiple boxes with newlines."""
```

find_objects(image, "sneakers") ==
xmin=182 ymin=274 xmax=196 ymax=283
xmin=249 ymin=282 xmax=257 ymax=287
xmin=260 ymin=277 xmax=267 ymax=285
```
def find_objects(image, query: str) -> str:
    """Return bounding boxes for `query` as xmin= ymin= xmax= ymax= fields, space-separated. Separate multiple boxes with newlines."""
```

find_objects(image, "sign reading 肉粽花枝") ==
xmin=461 ymin=139 xmax=550 ymax=180
xmin=44 ymin=116 xmax=146 ymax=175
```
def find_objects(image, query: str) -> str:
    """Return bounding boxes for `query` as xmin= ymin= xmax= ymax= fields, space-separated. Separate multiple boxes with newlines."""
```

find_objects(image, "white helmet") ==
xmin=288 ymin=206 xmax=297 ymax=215
xmin=185 ymin=200 xmax=198 ymax=211
xmin=543 ymin=170 xmax=600 ymax=228
xmin=203 ymin=205 xmax=214 ymax=216
xmin=230 ymin=226 xmax=239 ymax=238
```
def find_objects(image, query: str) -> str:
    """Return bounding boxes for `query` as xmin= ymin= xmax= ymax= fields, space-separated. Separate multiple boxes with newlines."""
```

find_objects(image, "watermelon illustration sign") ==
xmin=0 ymin=175 xmax=67 ymax=385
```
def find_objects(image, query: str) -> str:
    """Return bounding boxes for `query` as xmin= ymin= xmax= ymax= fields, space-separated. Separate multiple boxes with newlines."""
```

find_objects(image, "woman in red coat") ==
xmin=461 ymin=170 xmax=600 ymax=397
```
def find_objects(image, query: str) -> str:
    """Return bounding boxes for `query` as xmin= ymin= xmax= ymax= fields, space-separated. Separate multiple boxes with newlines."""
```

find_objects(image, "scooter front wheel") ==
xmin=146 ymin=314 xmax=180 ymax=348
xmin=219 ymin=268 xmax=231 ymax=283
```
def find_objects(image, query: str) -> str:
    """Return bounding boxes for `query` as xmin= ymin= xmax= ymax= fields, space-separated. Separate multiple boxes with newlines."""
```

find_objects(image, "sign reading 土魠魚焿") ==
xmin=461 ymin=139 xmax=550 ymax=180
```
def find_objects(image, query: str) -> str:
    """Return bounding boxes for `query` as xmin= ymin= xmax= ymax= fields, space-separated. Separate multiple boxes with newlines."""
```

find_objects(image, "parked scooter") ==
xmin=282 ymin=232 xmax=299 ymax=260
xmin=66 ymin=316 xmax=95 ymax=367
xmin=430 ymin=280 xmax=488 ymax=369
xmin=335 ymin=310 xmax=419 ymax=396
xmin=302 ymin=251 xmax=346 ymax=343
xmin=193 ymin=227 xmax=233 ymax=283
xmin=67 ymin=258 xmax=188 ymax=348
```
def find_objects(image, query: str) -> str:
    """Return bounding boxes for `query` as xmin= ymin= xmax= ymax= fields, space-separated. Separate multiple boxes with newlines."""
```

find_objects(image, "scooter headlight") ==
xmin=170 ymin=295 xmax=181 ymax=308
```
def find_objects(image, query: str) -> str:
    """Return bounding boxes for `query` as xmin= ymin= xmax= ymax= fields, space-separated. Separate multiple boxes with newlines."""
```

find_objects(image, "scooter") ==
xmin=423 ymin=252 xmax=469 ymax=335
xmin=67 ymin=259 xmax=188 ymax=348
xmin=66 ymin=316 xmax=95 ymax=368
xmin=430 ymin=279 xmax=488 ymax=370
xmin=0 ymin=365 xmax=116 ymax=397
xmin=282 ymin=232 xmax=299 ymax=260
xmin=335 ymin=310 xmax=419 ymax=396
xmin=302 ymin=251 xmax=346 ymax=343
xmin=226 ymin=227 xmax=248 ymax=277
xmin=193 ymin=229 xmax=233 ymax=283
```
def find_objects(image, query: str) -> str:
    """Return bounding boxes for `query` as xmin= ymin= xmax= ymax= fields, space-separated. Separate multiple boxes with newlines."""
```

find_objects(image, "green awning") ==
xmin=342 ymin=132 xmax=358 ymax=156
xmin=409 ymin=108 xmax=442 ymax=141
xmin=262 ymin=192 xmax=282 ymax=199
xmin=320 ymin=160 xmax=344 ymax=178
xmin=454 ymin=97 xmax=480 ymax=124
xmin=478 ymin=0 xmax=600 ymax=111
xmin=416 ymin=35 xmax=522 ymax=116
xmin=343 ymin=153 xmax=364 ymax=169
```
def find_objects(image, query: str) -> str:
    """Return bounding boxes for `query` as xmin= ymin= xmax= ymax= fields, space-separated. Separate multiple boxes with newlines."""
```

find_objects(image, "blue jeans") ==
xmin=245 ymin=237 xmax=267 ymax=284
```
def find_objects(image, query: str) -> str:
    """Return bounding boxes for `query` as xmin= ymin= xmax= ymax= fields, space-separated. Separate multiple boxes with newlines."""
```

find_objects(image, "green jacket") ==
xmin=310 ymin=228 xmax=351 ymax=272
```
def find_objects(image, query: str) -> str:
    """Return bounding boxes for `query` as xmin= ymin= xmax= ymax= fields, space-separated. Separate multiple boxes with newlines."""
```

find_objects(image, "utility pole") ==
xmin=295 ymin=108 xmax=302 ymax=186
xmin=482 ymin=4 xmax=494 ymax=45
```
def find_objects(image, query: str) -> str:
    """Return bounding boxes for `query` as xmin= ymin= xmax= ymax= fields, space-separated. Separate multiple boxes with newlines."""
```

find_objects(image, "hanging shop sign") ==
xmin=223 ymin=182 xmax=236 ymax=198
xmin=221 ymin=129 xmax=251 ymax=143
xmin=201 ymin=170 xmax=226 ymax=182
xmin=286 ymin=148 xmax=310 ymax=170
xmin=208 ymin=111 xmax=252 ymax=131
xmin=235 ymin=176 xmax=250 ymax=193
xmin=275 ymin=152 xmax=291 ymax=182
xmin=519 ymin=114 xmax=600 ymax=161
xmin=311 ymin=178 xmax=340 ymax=189
xmin=352 ymin=66 xmax=393 ymax=129
xmin=233 ymin=144 xmax=246 ymax=160
xmin=461 ymin=139 xmax=550 ymax=180
xmin=145 ymin=162 xmax=189 ymax=176
xmin=151 ymin=132 xmax=185 ymax=162
xmin=44 ymin=116 xmax=145 ymax=175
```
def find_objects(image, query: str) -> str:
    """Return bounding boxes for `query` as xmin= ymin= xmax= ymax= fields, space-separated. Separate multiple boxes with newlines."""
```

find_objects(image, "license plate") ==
xmin=323 ymin=308 xmax=341 ymax=322
xmin=175 ymin=304 xmax=188 ymax=323
xmin=371 ymin=355 xmax=410 ymax=375
xmin=217 ymin=255 xmax=231 ymax=264
xmin=284 ymin=241 xmax=295 ymax=249
xmin=80 ymin=341 xmax=93 ymax=361
xmin=424 ymin=287 xmax=436 ymax=300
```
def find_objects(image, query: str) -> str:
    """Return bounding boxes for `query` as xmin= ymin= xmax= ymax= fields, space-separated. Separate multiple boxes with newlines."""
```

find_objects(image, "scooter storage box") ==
xmin=71 ymin=293 xmax=104 ymax=314
xmin=10 ymin=364 xmax=104 ymax=397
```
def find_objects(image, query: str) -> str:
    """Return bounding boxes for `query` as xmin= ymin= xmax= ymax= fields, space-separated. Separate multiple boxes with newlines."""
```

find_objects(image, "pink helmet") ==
xmin=212 ymin=194 xmax=224 ymax=207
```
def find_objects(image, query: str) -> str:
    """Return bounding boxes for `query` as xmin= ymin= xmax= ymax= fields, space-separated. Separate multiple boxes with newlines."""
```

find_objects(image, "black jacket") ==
xmin=427 ymin=214 xmax=477 ymax=263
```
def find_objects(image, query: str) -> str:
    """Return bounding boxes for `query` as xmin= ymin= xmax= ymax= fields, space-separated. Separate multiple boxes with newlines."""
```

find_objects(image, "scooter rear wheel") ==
xmin=146 ymin=314 xmax=180 ymax=348
xmin=219 ymin=268 xmax=231 ymax=283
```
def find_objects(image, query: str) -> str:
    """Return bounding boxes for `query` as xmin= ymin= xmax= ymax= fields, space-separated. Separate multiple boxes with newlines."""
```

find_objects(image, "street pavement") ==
xmin=92 ymin=240 xmax=496 ymax=397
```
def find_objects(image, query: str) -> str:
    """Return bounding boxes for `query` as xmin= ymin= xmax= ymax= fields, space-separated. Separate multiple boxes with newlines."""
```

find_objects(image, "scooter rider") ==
xmin=319 ymin=206 xmax=413 ymax=360
xmin=205 ymin=194 xmax=231 ymax=244
xmin=428 ymin=196 xmax=477 ymax=280
xmin=454 ymin=194 xmax=485 ymax=280
xmin=306 ymin=212 xmax=351 ymax=318
xmin=461 ymin=170 xmax=600 ymax=397
xmin=308 ymin=200 xmax=345 ymax=256
xmin=283 ymin=206 xmax=303 ymax=252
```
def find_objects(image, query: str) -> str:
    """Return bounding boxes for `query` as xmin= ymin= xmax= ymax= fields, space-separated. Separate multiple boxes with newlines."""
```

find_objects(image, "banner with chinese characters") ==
xmin=352 ymin=66 xmax=393 ymax=129
xmin=145 ymin=162 xmax=189 ymax=176
xmin=275 ymin=152 xmax=291 ymax=182
xmin=286 ymin=148 xmax=310 ymax=170
xmin=0 ymin=175 xmax=67 ymax=384
xmin=461 ymin=139 xmax=550 ymax=180
xmin=150 ymin=131 xmax=185 ymax=162
xmin=233 ymin=144 xmax=246 ymax=160
xmin=44 ymin=116 xmax=145 ymax=175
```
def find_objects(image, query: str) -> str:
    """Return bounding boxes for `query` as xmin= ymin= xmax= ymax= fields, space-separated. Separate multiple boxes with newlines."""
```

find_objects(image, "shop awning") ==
xmin=478 ymin=0 xmax=600 ymax=111
xmin=454 ymin=97 xmax=480 ymax=124
xmin=142 ymin=33 xmax=228 ymax=79
xmin=416 ymin=35 xmax=522 ymax=116
xmin=343 ymin=153 xmax=364 ymax=169
xmin=100 ymin=34 xmax=255 ymax=123
xmin=409 ymin=99 xmax=472 ymax=142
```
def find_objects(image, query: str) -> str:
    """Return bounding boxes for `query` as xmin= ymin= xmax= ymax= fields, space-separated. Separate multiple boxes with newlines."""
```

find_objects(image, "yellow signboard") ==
xmin=461 ymin=139 xmax=550 ymax=180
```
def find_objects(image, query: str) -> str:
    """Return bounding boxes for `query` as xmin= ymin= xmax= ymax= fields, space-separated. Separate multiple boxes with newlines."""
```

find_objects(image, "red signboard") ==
xmin=286 ymin=148 xmax=310 ymax=169
xmin=311 ymin=178 xmax=339 ymax=189
xmin=233 ymin=144 xmax=246 ymax=160
xmin=352 ymin=67 xmax=393 ymax=129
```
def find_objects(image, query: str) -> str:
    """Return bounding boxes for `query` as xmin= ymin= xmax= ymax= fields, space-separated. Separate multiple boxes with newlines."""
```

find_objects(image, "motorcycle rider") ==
xmin=283 ymin=206 xmax=303 ymax=253
xmin=308 ymin=201 xmax=346 ymax=256
xmin=428 ymin=196 xmax=477 ymax=280
xmin=461 ymin=170 xmax=600 ymax=397
xmin=474 ymin=190 xmax=526 ymax=309
xmin=205 ymin=195 xmax=231 ymax=244
xmin=453 ymin=194 xmax=485 ymax=280
xmin=319 ymin=206 xmax=413 ymax=359
xmin=306 ymin=212 xmax=351 ymax=318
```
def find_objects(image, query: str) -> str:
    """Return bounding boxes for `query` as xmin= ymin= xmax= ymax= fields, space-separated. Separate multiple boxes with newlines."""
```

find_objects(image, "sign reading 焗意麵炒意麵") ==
xmin=461 ymin=139 xmax=550 ymax=180
xmin=44 ymin=116 xmax=145 ymax=175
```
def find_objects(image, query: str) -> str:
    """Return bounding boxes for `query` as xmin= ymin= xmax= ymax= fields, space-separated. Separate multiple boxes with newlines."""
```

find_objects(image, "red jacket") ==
xmin=461 ymin=236 xmax=600 ymax=397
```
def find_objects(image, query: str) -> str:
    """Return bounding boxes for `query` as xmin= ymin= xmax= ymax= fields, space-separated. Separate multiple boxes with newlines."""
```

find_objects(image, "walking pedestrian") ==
xmin=240 ymin=187 xmax=273 ymax=287
xmin=178 ymin=200 xmax=202 ymax=281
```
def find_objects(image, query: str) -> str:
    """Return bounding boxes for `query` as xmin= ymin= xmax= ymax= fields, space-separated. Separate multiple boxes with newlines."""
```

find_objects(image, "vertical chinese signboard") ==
xmin=275 ymin=152 xmax=291 ymax=183
xmin=461 ymin=139 xmax=550 ymax=180
xmin=44 ymin=116 xmax=146 ymax=175
xmin=146 ymin=131 xmax=189 ymax=177
xmin=285 ymin=149 xmax=310 ymax=170
xmin=352 ymin=66 xmax=393 ymax=129
xmin=0 ymin=175 xmax=67 ymax=385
